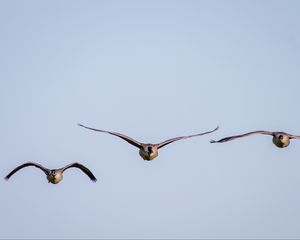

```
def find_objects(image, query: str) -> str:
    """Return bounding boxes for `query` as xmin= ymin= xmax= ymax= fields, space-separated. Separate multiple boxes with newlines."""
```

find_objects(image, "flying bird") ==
xmin=78 ymin=123 xmax=219 ymax=161
xmin=210 ymin=130 xmax=300 ymax=148
xmin=4 ymin=162 xmax=97 ymax=184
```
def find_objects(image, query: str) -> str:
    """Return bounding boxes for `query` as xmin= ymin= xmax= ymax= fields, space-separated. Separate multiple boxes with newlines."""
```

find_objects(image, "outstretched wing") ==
xmin=289 ymin=134 xmax=300 ymax=139
xmin=157 ymin=126 xmax=219 ymax=149
xmin=4 ymin=162 xmax=49 ymax=180
xmin=61 ymin=163 xmax=97 ymax=182
xmin=210 ymin=130 xmax=273 ymax=143
xmin=78 ymin=123 xmax=142 ymax=149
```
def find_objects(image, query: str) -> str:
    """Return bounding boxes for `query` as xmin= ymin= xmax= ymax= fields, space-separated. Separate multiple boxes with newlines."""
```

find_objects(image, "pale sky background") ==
xmin=1 ymin=0 xmax=300 ymax=239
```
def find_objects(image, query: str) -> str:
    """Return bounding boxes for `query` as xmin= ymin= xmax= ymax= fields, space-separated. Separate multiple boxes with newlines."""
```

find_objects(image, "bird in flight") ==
xmin=4 ymin=162 xmax=97 ymax=184
xmin=210 ymin=130 xmax=300 ymax=148
xmin=78 ymin=123 xmax=219 ymax=161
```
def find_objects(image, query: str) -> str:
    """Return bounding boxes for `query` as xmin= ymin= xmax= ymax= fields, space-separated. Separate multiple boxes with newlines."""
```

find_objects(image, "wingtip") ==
xmin=4 ymin=176 xmax=9 ymax=181
xmin=210 ymin=139 xmax=217 ymax=143
xmin=92 ymin=178 xmax=97 ymax=182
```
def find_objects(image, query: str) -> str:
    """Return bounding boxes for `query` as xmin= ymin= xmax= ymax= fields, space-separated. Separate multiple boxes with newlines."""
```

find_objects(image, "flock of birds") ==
xmin=4 ymin=123 xmax=300 ymax=184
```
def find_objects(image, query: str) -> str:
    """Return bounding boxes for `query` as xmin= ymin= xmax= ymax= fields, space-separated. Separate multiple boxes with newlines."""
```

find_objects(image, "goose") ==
xmin=5 ymin=162 xmax=97 ymax=184
xmin=78 ymin=123 xmax=218 ymax=160
xmin=210 ymin=130 xmax=300 ymax=148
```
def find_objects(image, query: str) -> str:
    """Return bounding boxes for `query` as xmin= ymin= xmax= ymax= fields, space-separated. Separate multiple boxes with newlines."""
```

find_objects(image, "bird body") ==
xmin=139 ymin=145 xmax=158 ymax=161
xmin=47 ymin=170 xmax=63 ymax=184
xmin=272 ymin=132 xmax=290 ymax=148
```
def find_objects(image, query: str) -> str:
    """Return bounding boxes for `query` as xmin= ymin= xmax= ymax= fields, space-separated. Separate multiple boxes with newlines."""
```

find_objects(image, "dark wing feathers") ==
xmin=289 ymin=134 xmax=300 ymax=139
xmin=4 ymin=162 xmax=49 ymax=180
xmin=158 ymin=126 xmax=219 ymax=149
xmin=210 ymin=130 xmax=274 ymax=143
xmin=61 ymin=163 xmax=97 ymax=182
xmin=78 ymin=123 xmax=142 ymax=149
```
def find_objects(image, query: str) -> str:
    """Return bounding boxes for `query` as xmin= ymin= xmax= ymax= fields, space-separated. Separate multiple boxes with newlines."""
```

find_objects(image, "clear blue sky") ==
xmin=1 ymin=0 xmax=300 ymax=239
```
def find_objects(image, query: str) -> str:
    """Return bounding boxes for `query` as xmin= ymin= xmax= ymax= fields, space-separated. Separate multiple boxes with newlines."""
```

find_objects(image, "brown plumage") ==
xmin=210 ymin=130 xmax=300 ymax=148
xmin=78 ymin=123 xmax=219 ymax=161
xmin=4 ymin=162 xmax=97 ymax=184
